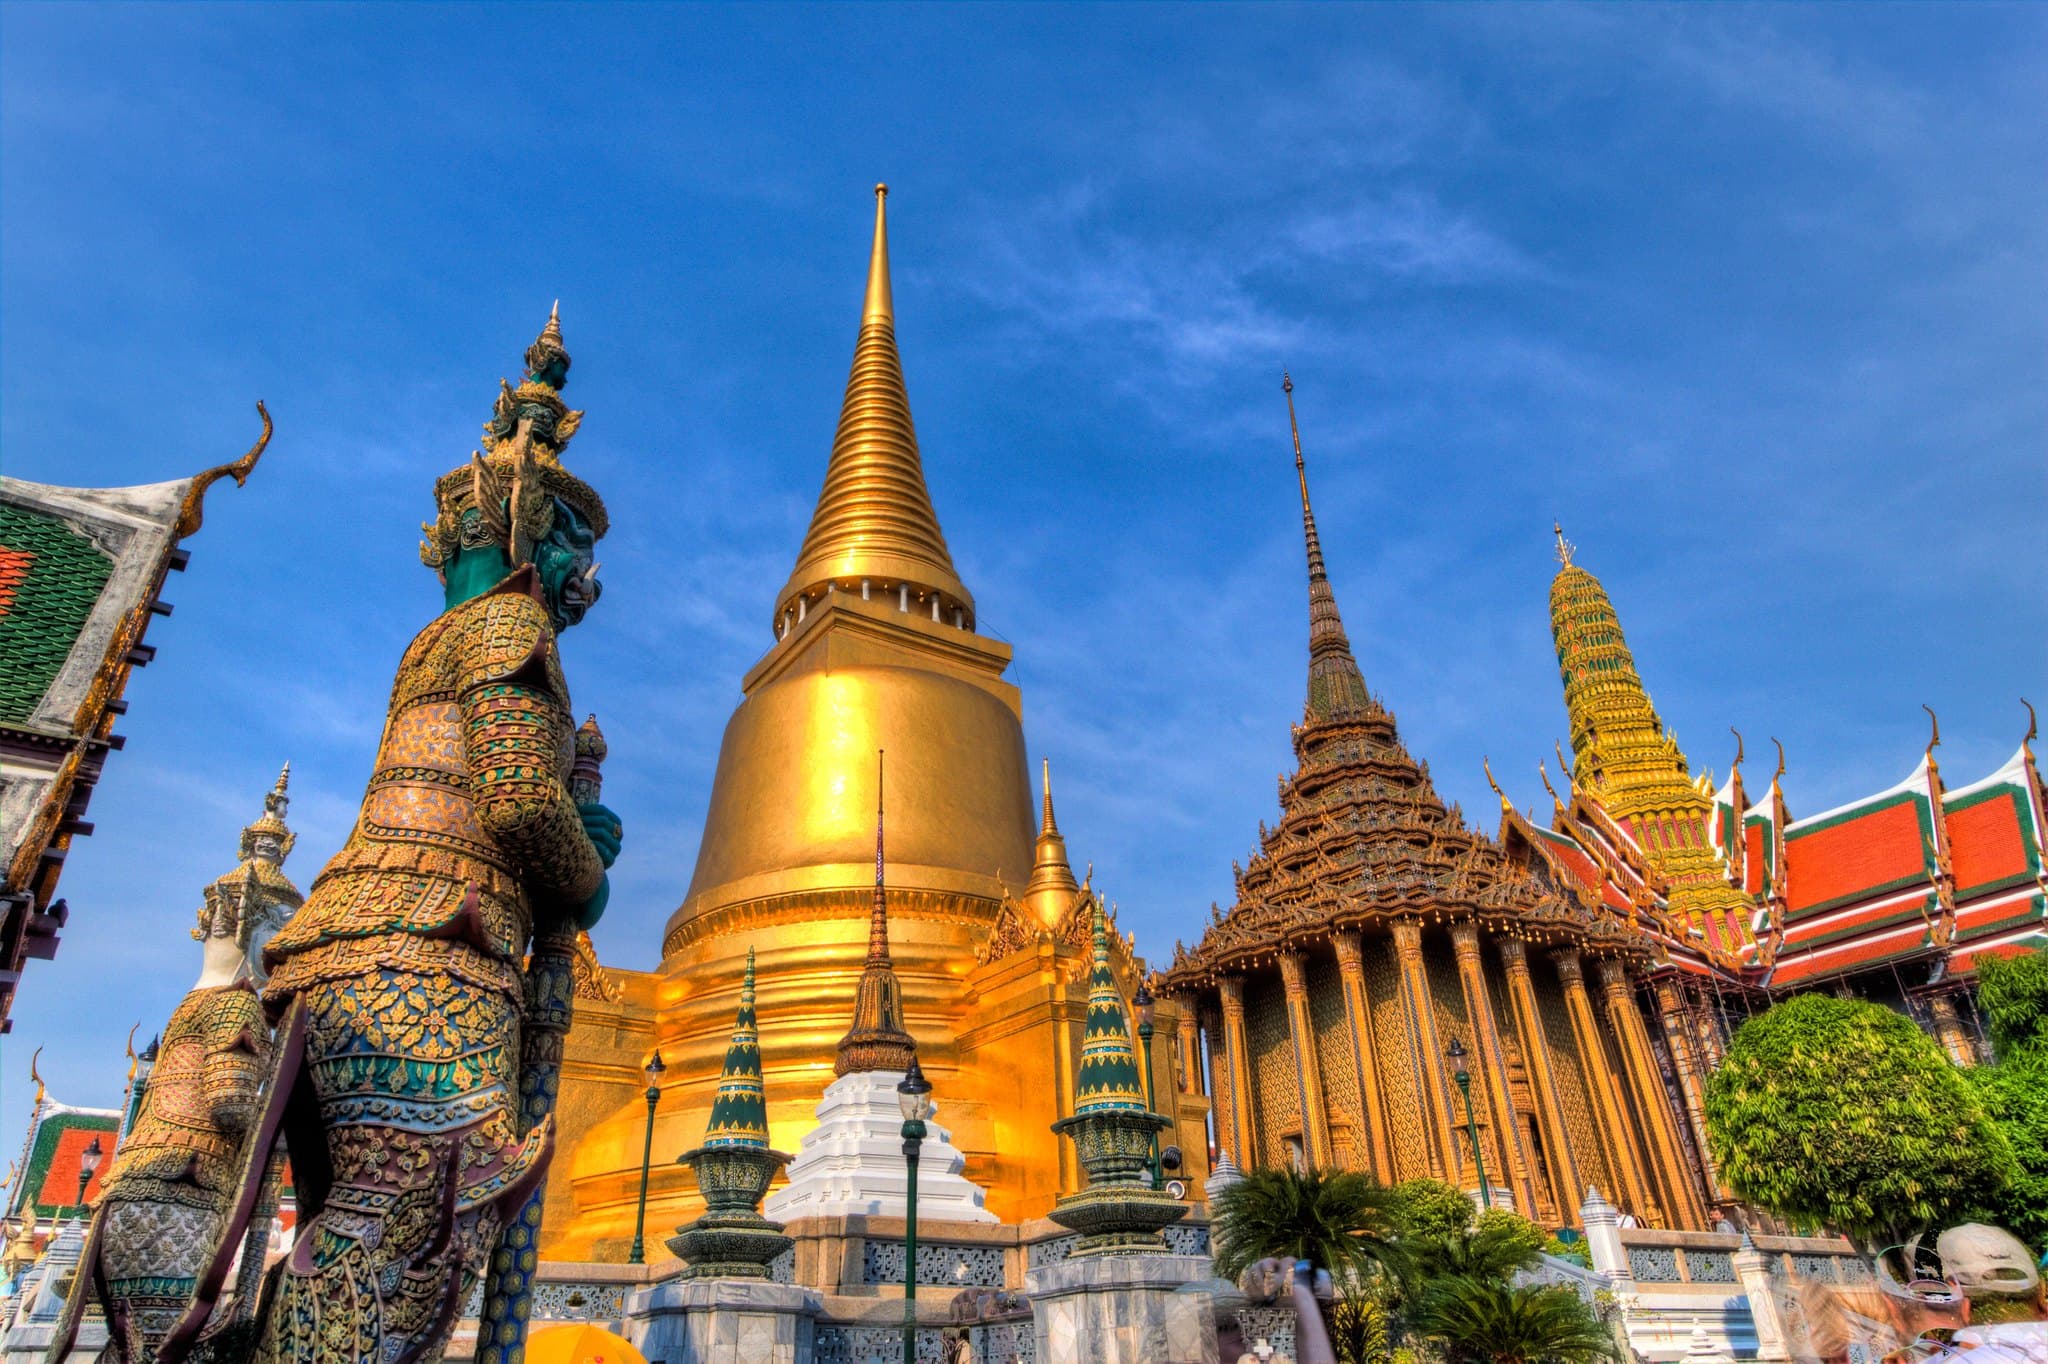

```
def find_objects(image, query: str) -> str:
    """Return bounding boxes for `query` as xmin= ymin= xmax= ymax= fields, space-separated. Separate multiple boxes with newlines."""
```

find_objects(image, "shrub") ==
xmin=1705 ymin=993 xmax=2015 ymax=1248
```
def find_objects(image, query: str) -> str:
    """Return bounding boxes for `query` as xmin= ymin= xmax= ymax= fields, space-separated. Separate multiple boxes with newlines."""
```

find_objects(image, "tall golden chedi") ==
xmin=1549 ymin=528 xmax=1753 ymax=956
xmin=544 ymin=188 xmax=1199 ymax=1257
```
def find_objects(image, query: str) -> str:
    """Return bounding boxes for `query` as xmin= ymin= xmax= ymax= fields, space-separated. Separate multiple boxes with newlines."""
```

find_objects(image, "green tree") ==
xmin=1211 ymin=1167 xmax=1401 ymax=1284
xmin=1976 ymin=949 xmax=2048 ymax=1058
xmin=1965 ymin=949 xmax=2048 ymax=1252
xmin=1388 ymin=1178 xmax=1477 ymax=1243
xmin=1704 ymin=993 xmax=2015 ymax=1249
xmin=1413 ymin=1278 xmax=1616 ymax=1364
xmin=1403 ymin=1210 xmax=1548 ymax=1288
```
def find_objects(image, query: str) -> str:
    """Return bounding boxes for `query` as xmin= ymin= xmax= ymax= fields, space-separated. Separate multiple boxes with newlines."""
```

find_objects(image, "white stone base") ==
xmin=764 ymin=1069 xmax=997 ymax=1223
xmin=1025 ymin=1252 xmax=1218 ymax=1364
xmin=622 ymin=1277 xmax=820 ymax=1364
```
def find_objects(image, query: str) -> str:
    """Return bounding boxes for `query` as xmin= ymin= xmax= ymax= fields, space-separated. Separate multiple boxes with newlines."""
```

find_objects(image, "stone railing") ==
xmin=1575 ymin=1189 xmax=1878 ymax=1363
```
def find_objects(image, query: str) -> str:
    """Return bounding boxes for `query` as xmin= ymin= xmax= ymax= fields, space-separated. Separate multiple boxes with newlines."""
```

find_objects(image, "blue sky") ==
xmin=2 ymin=4 xmax=2041 ymax=1148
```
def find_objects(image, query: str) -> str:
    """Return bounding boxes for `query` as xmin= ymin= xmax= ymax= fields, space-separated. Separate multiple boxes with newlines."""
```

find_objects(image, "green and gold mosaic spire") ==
xmin=701 ymin=948 xmax=770 ymax=1149
xmin=1073 ymin=902 xmax=1149 ymax=1116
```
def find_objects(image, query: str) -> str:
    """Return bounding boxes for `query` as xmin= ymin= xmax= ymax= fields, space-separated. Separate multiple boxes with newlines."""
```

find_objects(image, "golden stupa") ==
xmin=539 ymin=188 xmax=1202 ymax=1258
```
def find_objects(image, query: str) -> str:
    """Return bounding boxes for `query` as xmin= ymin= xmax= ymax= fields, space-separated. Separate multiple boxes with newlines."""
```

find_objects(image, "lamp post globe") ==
xmin=628 ymin=1049 xmax=666 ymax=1265
xmin=1445 ymin=1036 xmax=1491 ymax=1211
xmin=897 ymin=1056 xmax=933 ymax=1364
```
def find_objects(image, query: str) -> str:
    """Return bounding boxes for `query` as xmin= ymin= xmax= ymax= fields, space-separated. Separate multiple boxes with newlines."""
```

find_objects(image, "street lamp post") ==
xmin=628 ymin=1050 xmax=666 ymax=1265
xmin=897 ymin=1056 xmax=935 ymax=1364
xmin=1445 ymin=1037 xmax=1491 ymax=1211
xmin=75 ymin=1136 xmax=103 ymax=1217
xmin=1133 ymin=981 xmax=1164 ymax=1191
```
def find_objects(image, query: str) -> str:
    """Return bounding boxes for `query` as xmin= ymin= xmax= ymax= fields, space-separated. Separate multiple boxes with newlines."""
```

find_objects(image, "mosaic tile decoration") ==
xmin=1628 ymin=1246 xmax=1682 ymax=1282
xmin=1686 ymin=1250 xmax=1737 ymax=1283
xmin=532 ymin=1281 xmax=626 ymax=1321
xmin=1238 ymin=1306 xmax=1297 ymax=1359
xmin=1027 ymin=1234 xmax=1081 ymax=1269
xmin=972 ymin=1319 xmax=1037 ymax=1363
xmin=862 ymin=1238 xmax=1006 ymax=1288
xmin=814 ymin=1323 xmax=946 ymax=1363
xmin=1791 ymin=1254 xmax=1842 ymax=1284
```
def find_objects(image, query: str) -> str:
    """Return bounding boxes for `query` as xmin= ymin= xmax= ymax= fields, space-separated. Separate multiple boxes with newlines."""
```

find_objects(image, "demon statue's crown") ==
xmin=420 ymin=302 xmax=610 ymax=572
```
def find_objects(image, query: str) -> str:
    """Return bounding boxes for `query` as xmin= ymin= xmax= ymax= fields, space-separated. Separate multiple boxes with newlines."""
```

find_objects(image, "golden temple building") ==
xmin=1156 ymin=381 xmax=1714 ymax=1231
xmin=540 ymin=188 xmax=1205 ymax=1257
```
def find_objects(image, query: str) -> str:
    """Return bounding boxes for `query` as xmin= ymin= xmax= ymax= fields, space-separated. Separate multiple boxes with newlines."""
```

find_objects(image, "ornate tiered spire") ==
xmin=1285 ymin=375 xmax=1372 ymax=718
xmin=776 ymin=185 xmax=973 ymax=631
xmin=702 ymin=949 xmax=771 ymax=1149
xmin=1073 ymin=903 xmax=1149 ymax=1116
xmin=1160 ymin=383 xmax=1495 ymax=985
xmin=835 ymin=750 xmax=917 ymax=1075
xmin=1550 ymin=538 xmax=1754 ymax=946
xmin=1549 ymin=535 xmax=1694 ymax=810
xmin=1023 ymin=758 xmax=1080 ymax=928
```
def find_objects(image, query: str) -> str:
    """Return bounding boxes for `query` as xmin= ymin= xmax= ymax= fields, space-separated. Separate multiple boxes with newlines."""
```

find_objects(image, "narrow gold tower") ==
xmin=1550 ymin=528 xmax=1752 ymax=947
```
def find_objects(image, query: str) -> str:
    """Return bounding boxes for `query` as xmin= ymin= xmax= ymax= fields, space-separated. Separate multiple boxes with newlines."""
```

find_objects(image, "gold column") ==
xmin=1498 ymin=938 xmax=1582 ymax=1222
xmin=1392 ymin=920 xmax=1461 ymax=1181
xmin=1177 ymin=1008 xmax=1203 ymax=1094
xmin=1279 ymin=949 xmax=1332 ymax=1168
xmin=1597 ymin=958 xmax=1708 ymax=1229
xmin=1926 ymin=992 xmax=1978 ymax=1066
xmin=1552 ymin=948 xmax=1656 ymax=1220
xmin=1653 ymin=977 xmax=1726 ymax=1203
xmin=1332 ymin=931 xmax=1394 ymax=1180
xmin=1449 ymin=921 xmax=1537 ymax=1213
xmin=1218 ymin=975 xmax=1257 ymax=1166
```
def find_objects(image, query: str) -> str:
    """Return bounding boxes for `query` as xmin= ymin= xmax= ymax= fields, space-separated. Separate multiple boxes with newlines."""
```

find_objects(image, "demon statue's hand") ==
xmin=579 ymin=802 xmax=622 ymax=868
xmin=571 ymin=802 xmax=621 ymax=931
xmin=576 ymin=876 xmax=610 ymax=932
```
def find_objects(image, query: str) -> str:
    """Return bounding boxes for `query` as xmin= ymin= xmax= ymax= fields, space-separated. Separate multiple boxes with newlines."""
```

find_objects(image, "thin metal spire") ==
xmin=1283 ymin=373 xmax=1369 ymax=716
xmin=867 ymin=748 xmax=890 ymax=965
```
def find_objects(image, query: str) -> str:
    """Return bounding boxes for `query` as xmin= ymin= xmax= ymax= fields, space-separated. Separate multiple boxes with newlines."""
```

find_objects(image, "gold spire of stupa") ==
xmin=1549 ymin=541 xmax=1692 ymax=811
xmin=1285 ymin=374 xmax=1371 ymax=717
xmin=835 ymin=750 xmax=917 ymax=1075
xmin=776 ymin=185 xmax=973 ymax=632
xmin=1550 ymin=539 xmax=1753 ymax=946
xmin=1024 ymin=758 xmax=1080 ymax=928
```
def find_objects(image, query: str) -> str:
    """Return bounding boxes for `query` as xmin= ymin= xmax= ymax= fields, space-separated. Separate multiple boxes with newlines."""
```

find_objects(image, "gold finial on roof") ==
xmin=1554 ymin=740 xmax=1573 ymax=786
xmin=1730 ymin=728 xmax=1745 ymax=772
xmin=1481 ymin=756 xmax=1510 ymax=813
xmin=1554 ymin=521 xmax=1575 ymax=568
xmin=2023 ymin=698 xmax=2038 ymax=760
xmin=866 ymin=185 xmax=892 ymax=325
xmin=1538 ymin=761 xmax=1565 ymax=813
xmin=1041 ymin=757 xmax=1057 ymax=837
xmin=1922 ymin=703 xmax=1942 ymax=765
xmin=29 ymin=1047 xmax=44 ymax=1110
xmin=778 ymin=184 xmax=971 ymax=630
xmin=1026 ymin=757 xmax=1080 ymax=929
xmin=1771 ymin=737 xmax=1787 ymax=787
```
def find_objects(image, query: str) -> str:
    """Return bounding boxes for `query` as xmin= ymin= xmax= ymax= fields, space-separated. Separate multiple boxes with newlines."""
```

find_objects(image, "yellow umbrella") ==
xmin=522 ymin=1323 xmax=647 ymax=1364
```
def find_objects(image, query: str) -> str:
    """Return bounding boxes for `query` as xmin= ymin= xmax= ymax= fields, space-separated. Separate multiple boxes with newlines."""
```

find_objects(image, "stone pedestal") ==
xmin=622 ymin=1276 xmax=820 ymax=1364
xmin=765 ymin=1069 xmax=996 ymax=1223
xmin=1025 ymin=1252 xmax=1217 ymax=1364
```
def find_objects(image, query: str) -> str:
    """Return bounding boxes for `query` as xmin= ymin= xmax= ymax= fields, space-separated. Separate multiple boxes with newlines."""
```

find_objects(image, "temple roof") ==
xmin=775 ymin=185 xmax=973 ymax=631
xmin=1164 ymin=384 xmax=1612 ymax=986
xmin=1 ymin=405 xmax=270 ymax=1030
